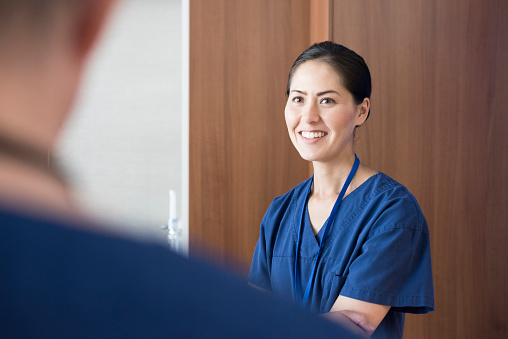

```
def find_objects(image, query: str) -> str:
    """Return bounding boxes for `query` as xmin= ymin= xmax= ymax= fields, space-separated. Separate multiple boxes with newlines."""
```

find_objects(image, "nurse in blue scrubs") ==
xmin=248 ymin=42 xmax=434 ymax=338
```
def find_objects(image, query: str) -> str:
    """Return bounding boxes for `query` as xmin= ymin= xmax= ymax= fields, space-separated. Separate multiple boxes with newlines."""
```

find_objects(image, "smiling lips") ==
xmin=300 ymin=131 xmax=327 ymax=139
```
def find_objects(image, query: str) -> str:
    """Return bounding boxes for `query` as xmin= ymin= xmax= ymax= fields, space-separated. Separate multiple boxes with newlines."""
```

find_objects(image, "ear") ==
xmin=355 ymin=98 xmax=370 ymax=127
xmin=74 ymin=0 xmax=118 ymax=64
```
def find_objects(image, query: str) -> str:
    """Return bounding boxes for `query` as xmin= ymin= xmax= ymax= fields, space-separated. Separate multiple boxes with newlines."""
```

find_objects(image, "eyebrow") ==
xmin=290 ymin=90 xmax=341 ymax=96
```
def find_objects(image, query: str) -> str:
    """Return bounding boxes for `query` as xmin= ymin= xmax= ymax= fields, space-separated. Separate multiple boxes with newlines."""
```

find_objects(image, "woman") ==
xmin=248 ymin=42 xmax=434 ymax=338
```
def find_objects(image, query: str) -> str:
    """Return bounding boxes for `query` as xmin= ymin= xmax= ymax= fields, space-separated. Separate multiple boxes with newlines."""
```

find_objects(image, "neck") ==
xmin=311 ymin=153 xmax=357 ymax=199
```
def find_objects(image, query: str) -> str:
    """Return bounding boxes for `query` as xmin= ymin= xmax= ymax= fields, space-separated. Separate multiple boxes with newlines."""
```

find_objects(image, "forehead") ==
xmin=290 ymin=60 xmax=344 ymax=90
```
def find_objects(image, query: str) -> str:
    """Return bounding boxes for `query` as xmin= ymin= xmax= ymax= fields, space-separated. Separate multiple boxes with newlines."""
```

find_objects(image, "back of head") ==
xmin=0 ymin=0 xmax=115 ymax=213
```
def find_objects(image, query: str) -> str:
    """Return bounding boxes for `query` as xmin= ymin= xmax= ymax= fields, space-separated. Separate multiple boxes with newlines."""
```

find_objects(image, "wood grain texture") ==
xmin=331 ymin=0 xmax=508 ymax=337
xmin=310 ymin=0 xmax=331 ymax=44
xmin=309 ymin=0 xmax=332 ymax=177
xmin=189 ymin=0 xmax=311 ymax=275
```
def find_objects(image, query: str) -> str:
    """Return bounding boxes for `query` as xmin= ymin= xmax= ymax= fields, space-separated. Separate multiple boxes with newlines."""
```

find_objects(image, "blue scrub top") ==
xmin=248 ymin=173 xmax=434 ymax=338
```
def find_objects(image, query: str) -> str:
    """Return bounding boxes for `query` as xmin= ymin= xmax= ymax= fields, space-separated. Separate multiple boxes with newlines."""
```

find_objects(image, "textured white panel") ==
xmin=57 ymin=0 xmax=182 ymax=245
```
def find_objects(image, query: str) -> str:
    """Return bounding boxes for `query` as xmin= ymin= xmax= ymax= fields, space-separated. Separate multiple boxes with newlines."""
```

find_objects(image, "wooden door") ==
xmin=330 ymin=0 xmax=508 ymax=337
xmin=189 ymin=0 xmax=313 ymax=274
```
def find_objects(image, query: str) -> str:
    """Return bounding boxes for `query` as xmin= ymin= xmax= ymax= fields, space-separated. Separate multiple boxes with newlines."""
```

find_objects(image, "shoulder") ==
xmin=258 ymin=177 xmax=311 ymax=235
xmin=362 ymin=173 xmax=421 ymax=208
xmin=264 ymin=177 xmax=311 ymax=218
xmin=357 ymin=173 xmax=428 ymax=234
xmin=272 ymin=177 xmax=311 ymax=203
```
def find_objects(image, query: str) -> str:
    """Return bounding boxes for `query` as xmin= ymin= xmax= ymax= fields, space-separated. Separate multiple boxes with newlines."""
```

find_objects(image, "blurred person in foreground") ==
xmin=0 ymin=1 xmax=363 ymax=337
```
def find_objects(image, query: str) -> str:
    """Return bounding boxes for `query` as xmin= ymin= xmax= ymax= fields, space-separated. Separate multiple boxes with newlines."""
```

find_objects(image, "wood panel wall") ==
xmin=310 ymin=0 xmax=331 ymax=45
xmin=189 ymin=0 xmax=312 ymax=274
xmin=331 ymin=0 xmax=508 ymax=337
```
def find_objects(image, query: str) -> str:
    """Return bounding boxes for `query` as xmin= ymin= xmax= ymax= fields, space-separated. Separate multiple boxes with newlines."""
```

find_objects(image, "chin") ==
xmin=297 ymin=150 xmax=321 ymax=162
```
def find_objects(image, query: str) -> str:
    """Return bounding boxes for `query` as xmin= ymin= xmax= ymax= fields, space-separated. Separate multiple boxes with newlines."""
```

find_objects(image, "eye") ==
xmin=320 ymin=97 xmax=336 ymax=104
xmin=291 ymin=96 xmax=303 ymax=103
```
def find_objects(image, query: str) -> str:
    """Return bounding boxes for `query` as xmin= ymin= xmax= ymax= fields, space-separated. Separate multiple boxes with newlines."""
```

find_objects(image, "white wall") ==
xmin=57 ymin=0 xmax=185 ymax=248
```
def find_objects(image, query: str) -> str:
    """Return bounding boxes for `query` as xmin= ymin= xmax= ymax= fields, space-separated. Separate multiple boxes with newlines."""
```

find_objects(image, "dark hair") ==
xmin=286 ymin=41 xmax=372 ymax=120
xmin=0 ymin=1 xmax=82 ymax=36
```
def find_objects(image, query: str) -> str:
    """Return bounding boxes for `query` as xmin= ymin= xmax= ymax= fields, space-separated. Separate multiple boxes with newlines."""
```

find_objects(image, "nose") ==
xmin=301 ymin=101 xmax=320 ymax=123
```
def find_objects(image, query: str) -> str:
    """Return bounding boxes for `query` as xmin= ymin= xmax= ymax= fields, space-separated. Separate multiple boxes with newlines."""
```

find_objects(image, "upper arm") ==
xmin=328 ymin=295 xmax=390 ymax=335
xmin=338 ymin=208 xmax=434 ymax=314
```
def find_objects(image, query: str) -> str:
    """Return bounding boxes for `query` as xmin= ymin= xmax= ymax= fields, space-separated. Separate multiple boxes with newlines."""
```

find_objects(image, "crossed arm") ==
xmin=249 ymin=282 xmax=390 ymax=337
xmin=321 ymin=295 xmax=390 ymax=337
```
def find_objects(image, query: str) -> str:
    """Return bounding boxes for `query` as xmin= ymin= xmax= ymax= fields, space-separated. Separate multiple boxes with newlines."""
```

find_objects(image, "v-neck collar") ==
xmin=295 ymin=170 xmax=375 ymax=257
xmin=293 ymin=155 xmax=360 ymax=307
xmin=296 ymin=179 xmax=326 ymax=257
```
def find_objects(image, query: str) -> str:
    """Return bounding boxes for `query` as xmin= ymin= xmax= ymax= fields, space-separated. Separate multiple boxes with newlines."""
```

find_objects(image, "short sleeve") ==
xmin=340 ymin=199 xmax=434 ymax=314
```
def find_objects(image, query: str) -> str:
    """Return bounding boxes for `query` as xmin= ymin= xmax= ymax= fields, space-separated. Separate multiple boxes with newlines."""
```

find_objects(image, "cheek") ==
xmin=284 ymin=106 xmax=298 ymax=130
xmin=327 ymin=108 xmax=357 ymax=129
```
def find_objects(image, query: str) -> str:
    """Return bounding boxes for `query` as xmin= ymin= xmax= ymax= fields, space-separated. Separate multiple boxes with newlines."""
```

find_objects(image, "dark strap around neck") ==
xmin=0 ymin=132 xmax=67 ymax=186
xmin=294 ymin=155 xmax=360 ymax=307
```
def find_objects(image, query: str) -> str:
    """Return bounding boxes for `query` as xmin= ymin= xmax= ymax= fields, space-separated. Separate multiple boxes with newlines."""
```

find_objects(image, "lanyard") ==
xmin=294 ymin=155 xmax=360 ymax=307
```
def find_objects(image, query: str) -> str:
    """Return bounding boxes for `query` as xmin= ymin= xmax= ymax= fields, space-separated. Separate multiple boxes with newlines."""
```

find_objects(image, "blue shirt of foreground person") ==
xmin=0 ymin=206 xmax=363 ymax=338
xmin=0 ymin=0 xmax=362 ymax=337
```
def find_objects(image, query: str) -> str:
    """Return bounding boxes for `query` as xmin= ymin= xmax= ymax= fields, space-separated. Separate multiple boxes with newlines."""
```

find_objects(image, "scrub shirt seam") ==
xmin=340 ymin=178 xmax=404 ymax=231
xmin=341 ymin=286 xmax=435 ymax=303
xmin=401 ymin=186 xmax=423 ymax=228
xmin=367 ymin=224 xmax=429 ymax=242
xmin=323 ymin=179 xmax=415 ymax=249
xmin=295 ymin=175 xmax=398 ymax=247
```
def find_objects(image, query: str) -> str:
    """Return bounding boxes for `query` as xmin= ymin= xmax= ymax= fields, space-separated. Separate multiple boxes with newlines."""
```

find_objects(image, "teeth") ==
xmin=302 ymin=131 xmax=326 ymax=139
